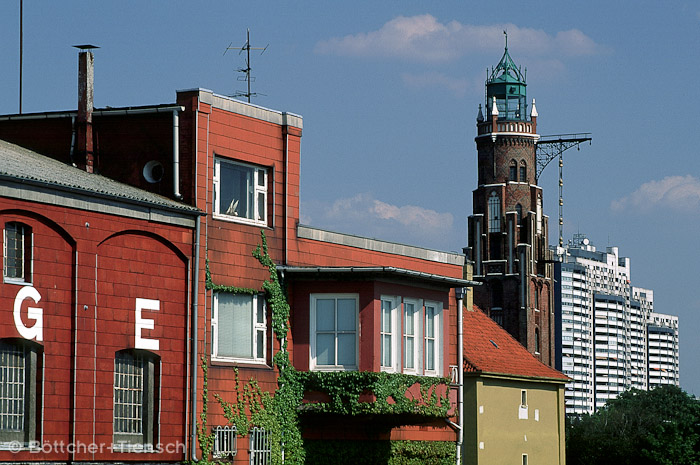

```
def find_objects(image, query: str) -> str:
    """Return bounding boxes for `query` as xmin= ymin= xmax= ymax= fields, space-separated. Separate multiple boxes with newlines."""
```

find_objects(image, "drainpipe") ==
xmin=190 ymin=216 xmax=201 ymax=461
xmin=455 ymin=287 xmax=467 ymax=465
xmin=173 ymin=109 xmax=182 ymax=200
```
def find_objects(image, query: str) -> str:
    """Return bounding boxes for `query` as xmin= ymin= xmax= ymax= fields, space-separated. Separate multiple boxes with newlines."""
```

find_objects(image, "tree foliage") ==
xmin=567 ymin=385 xmax=700 ymax=465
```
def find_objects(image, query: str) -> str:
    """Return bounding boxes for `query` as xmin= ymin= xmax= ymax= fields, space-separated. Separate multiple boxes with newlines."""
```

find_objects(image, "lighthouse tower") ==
xmin=467 ymin=39 xmax=555 ymax=366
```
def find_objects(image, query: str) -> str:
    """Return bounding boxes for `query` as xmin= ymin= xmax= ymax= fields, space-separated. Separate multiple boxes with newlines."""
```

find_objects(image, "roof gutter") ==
xmin=276 ymin=265 xmax=480 ymax=287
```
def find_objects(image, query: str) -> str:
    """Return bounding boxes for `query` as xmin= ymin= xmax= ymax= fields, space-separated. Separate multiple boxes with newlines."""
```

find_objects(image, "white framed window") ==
xmin=310 ymin=294 xmax=358 ymax=370
xmin=3 ymin=222 xmax=31 ymax=284
xmin=521 ymin=389 xmax=528 ymax=408
xmin=213 ymin=157 xmax=268 ymax=226
xmin=488 ymin=192 xmax=501 ymax=232
xmin=380 ymin=296 xmax=399 ymax=372
xmin=522 ymin=453 xmax=528 ymax=465
xmin=403 ymin=298 xmax=420 ymax=373
xmin=424 ymin=301 xmax=442 ymax=375
xmin=249 ymin=427 xmax=270 ymax=465
xmin=212 ymin=293 xmax=267 ymax=364
xmin=213 ymin=425 xmax=237 ymax=459
xmin=113 ymin=349 xmax=158 ymax=450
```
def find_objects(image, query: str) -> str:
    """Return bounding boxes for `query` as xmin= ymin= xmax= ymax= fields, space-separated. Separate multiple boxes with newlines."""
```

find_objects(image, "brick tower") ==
xmin=466 ymin=39 xmax=555 ymax=366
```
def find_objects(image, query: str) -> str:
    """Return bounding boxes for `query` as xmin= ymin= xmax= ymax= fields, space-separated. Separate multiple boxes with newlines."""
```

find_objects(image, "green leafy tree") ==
xmin=567 ymin=385 xmax=700 ymax=465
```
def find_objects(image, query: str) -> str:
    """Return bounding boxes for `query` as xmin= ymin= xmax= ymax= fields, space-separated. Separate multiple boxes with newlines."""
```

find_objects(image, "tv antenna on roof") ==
xmin=224 ymin=28 xmax=268 ymax=103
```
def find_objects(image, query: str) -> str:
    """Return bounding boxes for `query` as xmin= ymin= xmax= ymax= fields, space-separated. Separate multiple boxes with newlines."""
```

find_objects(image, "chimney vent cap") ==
xmin=73 ymin=44 xmax=100 ymax=50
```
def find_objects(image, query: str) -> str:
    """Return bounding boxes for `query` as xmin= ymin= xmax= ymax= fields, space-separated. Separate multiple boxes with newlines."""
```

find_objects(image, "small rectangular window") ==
xmin=249 ymin=427 xmax=271 ymax=465
xmin=213 ymin=158 xmax=268 ymax=226
xmin=212 ymin=293 xmax=267 ymax=364
xmin=521 ymin=390 xmax=528 ymax=408
xmin=522 ymin=453 xmax=528 ymax=465
xmin=213 ymin=425 xmax=237 ymax=458
xmin=3 ymin=222 xmax=31 ymax=283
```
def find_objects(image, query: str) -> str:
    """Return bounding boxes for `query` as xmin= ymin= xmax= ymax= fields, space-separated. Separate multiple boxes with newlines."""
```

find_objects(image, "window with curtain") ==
xmin=212 ymin=293 xmax=266 ymax=363
xmin=424 ymin=301 xmax=442 ymax=375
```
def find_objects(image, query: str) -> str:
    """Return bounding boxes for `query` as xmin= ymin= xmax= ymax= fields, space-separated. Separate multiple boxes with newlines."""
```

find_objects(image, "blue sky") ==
xmin=1 ymin=1 xmax=699 ymax=394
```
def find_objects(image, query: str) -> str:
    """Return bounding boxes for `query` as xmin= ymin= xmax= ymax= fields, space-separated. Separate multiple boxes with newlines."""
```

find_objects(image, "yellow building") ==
xmin=462 ymin=307 xmax=568 ymax=465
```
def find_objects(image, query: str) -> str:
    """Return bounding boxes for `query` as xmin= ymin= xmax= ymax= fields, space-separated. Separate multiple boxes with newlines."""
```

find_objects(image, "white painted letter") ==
xmin=135 ymin=298 xmax=160 ymax=350
xmin=13 ymin=286 xmax=43 ymax=341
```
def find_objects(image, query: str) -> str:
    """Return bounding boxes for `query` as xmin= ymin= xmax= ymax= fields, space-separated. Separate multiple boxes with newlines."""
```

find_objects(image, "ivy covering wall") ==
xmin=196 ymin=231 xmax=456 ymax=465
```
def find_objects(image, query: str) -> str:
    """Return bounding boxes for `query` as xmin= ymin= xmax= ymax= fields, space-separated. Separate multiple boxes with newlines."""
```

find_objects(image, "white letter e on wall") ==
xmin=13 ymin=286 xmax=43 ymax=342
xmin=135 ymin=298 xmax=160 ymax=350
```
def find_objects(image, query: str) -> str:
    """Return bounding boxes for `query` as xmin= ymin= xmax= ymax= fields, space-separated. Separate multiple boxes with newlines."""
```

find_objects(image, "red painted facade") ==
xmin=0 ymin=63 xmax=470 ymax=463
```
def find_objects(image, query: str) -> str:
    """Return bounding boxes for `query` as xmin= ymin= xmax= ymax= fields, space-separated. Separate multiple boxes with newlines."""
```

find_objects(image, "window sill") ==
xmin=2 ymin=277 xmax=32 ymax=286
xmin=210 ymin=357 xmax=271 ymax=369
xmin=310 ymin=366 xmax=358 ymax=372
xmin=212 ymin=213 xmax=268 ymax=228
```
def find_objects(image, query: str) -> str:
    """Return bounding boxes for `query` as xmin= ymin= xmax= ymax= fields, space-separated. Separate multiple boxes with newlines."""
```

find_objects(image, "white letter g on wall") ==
xmin=13 ymin=286 xmax=43 ymax=342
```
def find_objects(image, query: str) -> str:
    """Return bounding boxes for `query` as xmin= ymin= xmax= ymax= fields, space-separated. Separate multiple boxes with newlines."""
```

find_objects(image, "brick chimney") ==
xmin=75 ymin=45 xmax=97 ymax=173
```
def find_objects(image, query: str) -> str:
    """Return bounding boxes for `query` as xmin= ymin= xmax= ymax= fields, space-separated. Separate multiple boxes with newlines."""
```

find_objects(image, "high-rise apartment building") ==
xmin=554 ymin=234 xmax=679 ymax=415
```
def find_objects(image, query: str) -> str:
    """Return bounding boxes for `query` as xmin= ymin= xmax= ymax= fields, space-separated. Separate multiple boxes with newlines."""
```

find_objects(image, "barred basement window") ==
xmin=0 ymin=339 xmax=40 ymax=446
xmin=213 ymin=425 xmax=237 ymax=459
xmin=3 ymin=222 xmax=31 ymax=283
xmin=113 ymin=350 xmax=158 ymax=450
xmin=249 ymin=427 xmax=271 ymax=465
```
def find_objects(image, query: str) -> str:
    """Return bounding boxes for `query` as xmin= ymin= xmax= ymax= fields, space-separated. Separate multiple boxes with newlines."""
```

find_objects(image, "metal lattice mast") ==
xmin=224 ymin=28 xmax=268 ymax=103
xmin=535 ymin=133 xmax=592 ymax=246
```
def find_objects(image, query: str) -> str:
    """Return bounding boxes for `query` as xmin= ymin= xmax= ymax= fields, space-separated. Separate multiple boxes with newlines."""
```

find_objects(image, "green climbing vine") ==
xmin=196 ymin=231 xmax=454 ymax=465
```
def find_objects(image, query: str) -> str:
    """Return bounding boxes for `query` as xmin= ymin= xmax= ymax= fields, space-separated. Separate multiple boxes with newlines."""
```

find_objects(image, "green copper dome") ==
xmin=486 ymin=34 xmax=528 ymax=121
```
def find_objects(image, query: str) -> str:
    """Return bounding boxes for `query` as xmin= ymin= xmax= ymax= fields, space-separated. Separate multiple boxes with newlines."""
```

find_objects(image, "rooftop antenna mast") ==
xmin=224 ymin=28 xmax=268 ymax=103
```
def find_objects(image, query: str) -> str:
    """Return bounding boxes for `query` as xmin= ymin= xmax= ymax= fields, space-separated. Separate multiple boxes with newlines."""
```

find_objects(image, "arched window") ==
xmin=509 ymin=160 xmax=517 ymax=181
xmin=488 ymin=192 xmax=501 ymax=233
xmin=113 ymin=349 xmax=160 ymax=450
xmin=516 ymin=204 xmax=523 ymax=226
xmin=519 ymin=160 xmax=527 ymax=183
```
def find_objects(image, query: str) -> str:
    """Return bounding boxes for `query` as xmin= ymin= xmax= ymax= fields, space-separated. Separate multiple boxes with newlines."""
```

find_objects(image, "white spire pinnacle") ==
xmin=531 ymin=98 xmax=538 ymax=118
xmin=491 ymin=96 xmax=499 ymax=116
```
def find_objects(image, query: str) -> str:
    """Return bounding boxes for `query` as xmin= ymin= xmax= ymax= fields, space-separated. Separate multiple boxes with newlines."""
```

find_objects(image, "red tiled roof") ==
xmin=463 ymin=306 xmax=568 ymax=381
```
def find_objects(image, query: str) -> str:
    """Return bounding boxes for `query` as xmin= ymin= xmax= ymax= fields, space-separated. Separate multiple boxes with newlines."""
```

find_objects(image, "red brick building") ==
xmin=0 ymin=49 xmax=476 ymax=464
xmin=466 ymin=44 xmax=556 ymax=366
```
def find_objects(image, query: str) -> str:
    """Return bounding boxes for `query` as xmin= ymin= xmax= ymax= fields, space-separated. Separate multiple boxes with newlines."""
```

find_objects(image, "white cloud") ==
xmin=611 ymin=175 xmax=700 ymax=212
xmin=301 ymin=193 xmax=456 ymax=250
xmin=315 ymin=15 xmax=604 ymax=63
